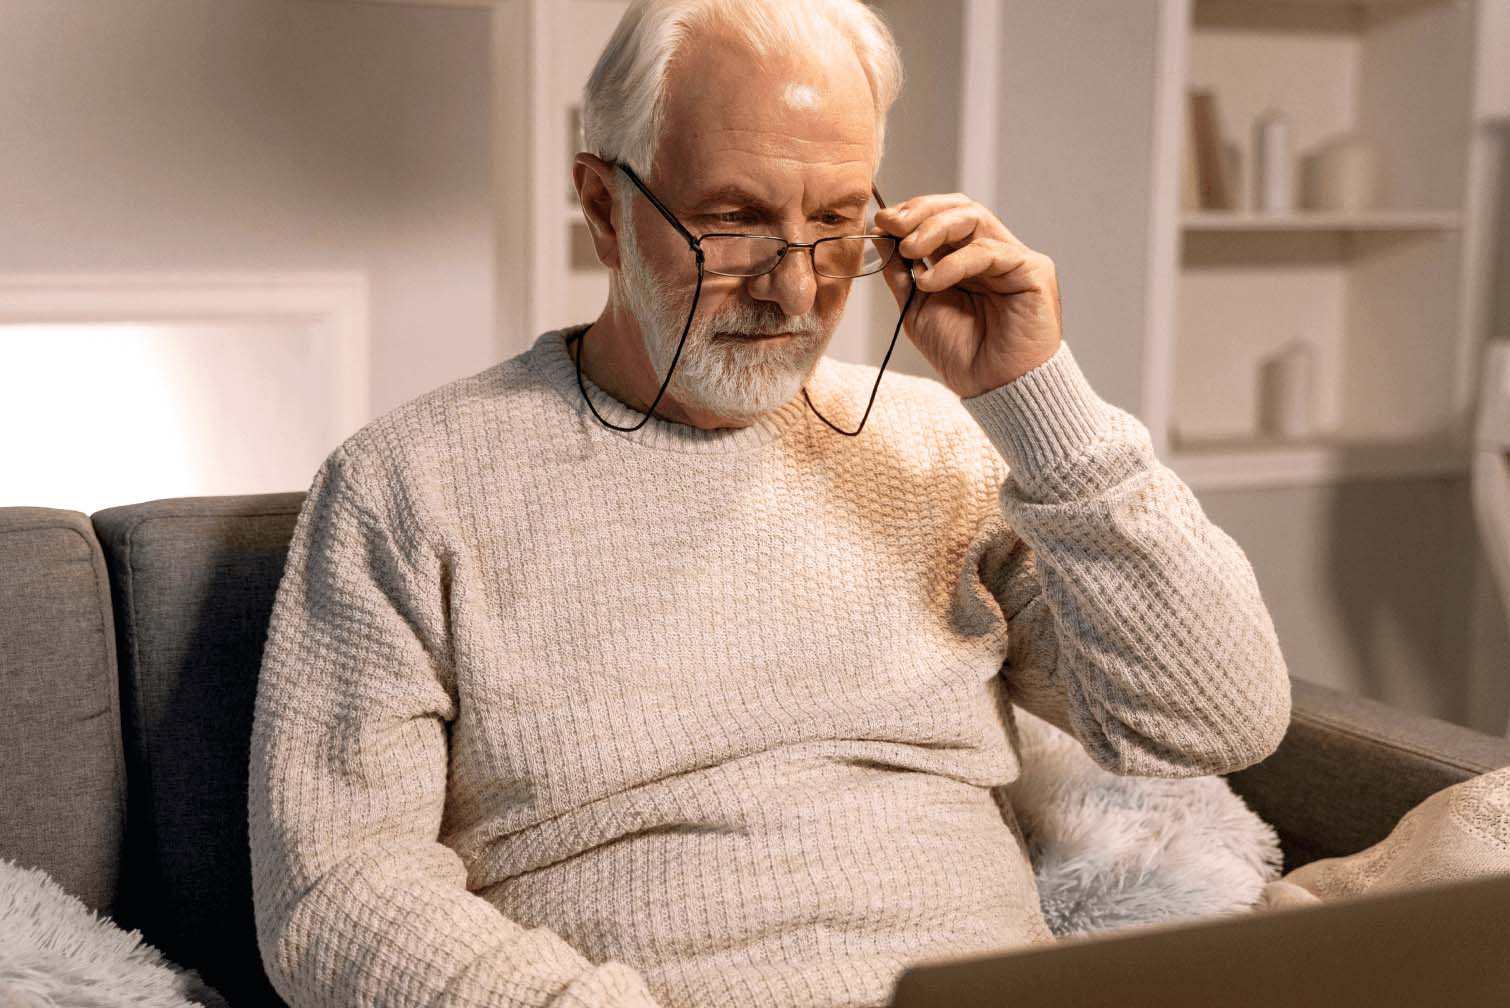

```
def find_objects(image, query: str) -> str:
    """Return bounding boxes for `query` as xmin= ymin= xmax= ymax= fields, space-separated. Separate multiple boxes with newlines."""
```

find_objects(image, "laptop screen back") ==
xmin=889 ymin=872 xmax=1510 ymax=1008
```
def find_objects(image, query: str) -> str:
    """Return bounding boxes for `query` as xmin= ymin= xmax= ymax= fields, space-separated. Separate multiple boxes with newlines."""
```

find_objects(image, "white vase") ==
xmin=1310 ymin=133 xmax=1378 ymax=212
xmin=1254 ymin=108 xmax=1293 ymax=214
xmin=1257 ymin=340 xmax=1315 ymax=439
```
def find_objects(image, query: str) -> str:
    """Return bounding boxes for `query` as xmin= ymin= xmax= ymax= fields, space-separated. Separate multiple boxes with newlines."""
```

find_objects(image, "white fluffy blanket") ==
xmin=0 ymin=857 xmax=227 ymax=1008
xmin=1005 ymin=707 xmax=1284 ymax=937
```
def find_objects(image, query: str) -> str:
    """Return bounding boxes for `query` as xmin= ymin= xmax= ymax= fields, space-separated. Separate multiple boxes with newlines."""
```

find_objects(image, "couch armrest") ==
xmin=1224 ymin=677 xmax=1510 ymax=871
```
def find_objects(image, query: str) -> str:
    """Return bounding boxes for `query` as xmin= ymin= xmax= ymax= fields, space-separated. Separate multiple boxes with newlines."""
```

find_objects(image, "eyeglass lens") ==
xmin=700 ymin=235 xmax=898 ymax=278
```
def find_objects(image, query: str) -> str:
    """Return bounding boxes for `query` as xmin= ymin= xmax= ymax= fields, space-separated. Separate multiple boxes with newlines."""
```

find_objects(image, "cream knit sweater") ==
xmin=248 ymin=324 xmax=1292 ymax=1008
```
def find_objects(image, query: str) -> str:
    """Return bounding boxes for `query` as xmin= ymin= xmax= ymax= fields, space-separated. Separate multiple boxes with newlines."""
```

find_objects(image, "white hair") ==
xmin=581 ymin=0 xmax=903 ymax=180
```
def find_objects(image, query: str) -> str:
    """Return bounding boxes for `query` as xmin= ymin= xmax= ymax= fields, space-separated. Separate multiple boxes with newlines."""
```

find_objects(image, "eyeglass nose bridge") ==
xmin=690 ymin=236 xmax=826 ymax=278
xmin=753 ymin=237 xmax=878 ymax=279
xmin=767 ymin=239 xmax=820 ymax=276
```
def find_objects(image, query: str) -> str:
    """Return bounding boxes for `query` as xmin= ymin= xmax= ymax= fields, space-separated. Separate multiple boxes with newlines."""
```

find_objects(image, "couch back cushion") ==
xmin=1227 ymin=677 xmax=1510 ymax=870
xmin=0 ymin=507 xmax=126 ymax=915
xmin=93 ymin=493 xmax=304 ymax=1007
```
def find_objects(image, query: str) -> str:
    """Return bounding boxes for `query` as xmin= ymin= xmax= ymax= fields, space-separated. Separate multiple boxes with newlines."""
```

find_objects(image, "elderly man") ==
xmin=248 ymin=1 xmax=1292 ymax=1006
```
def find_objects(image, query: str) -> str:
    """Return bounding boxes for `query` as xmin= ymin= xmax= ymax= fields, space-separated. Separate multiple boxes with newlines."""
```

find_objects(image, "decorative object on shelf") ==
xmin=1304 ymin=132 xmax=1379 ymax=212
xmin=1181 ymin=98 xmax=1201 ymax=211
xmin=1189 ymin=88 xmax=1236 ymax=210
xmin=1256 ymin=339 xmax=1316 ymax=439
xmin=1254 ymin=108 xmax=1293 ymax=214
xmin=0 ymin=857 xmax=227 ymax=1007
xmin=1224 ymin=140 xmax=1243 ymax=213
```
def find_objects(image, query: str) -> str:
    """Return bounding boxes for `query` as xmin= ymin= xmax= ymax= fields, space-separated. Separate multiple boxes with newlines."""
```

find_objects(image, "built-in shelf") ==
xmin=1181 ymin=210 xmax=1462 ymax=232
xmin=1244 ymin=0 xmax=1446 ymax=6
xmin=1155 ymin=0 xmax=1488 ymax=489
xmin=1169 ymin=433 xmax=1466 ymax=490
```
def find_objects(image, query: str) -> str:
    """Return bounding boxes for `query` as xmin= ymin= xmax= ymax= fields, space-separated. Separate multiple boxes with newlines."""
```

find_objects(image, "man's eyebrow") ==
xmin=686 ymin=186 xmax=873 ymax=214
xmin=824 ymin=190 xmax=873 ymax=213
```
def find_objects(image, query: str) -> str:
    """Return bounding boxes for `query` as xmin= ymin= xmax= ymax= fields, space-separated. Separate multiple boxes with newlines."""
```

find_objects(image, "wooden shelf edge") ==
xmin=1167 ymin=438 xmax=1468 ymax=491
xmin=1180 ymin=210 xmax=1461 ymax=232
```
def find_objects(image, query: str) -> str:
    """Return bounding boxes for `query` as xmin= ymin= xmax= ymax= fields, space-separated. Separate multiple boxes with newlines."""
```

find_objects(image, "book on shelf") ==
xmin=1188 ymin=88 xmax=1235 ymax=211
xmin=1181 ymin=94 xmax=1201 ymax=211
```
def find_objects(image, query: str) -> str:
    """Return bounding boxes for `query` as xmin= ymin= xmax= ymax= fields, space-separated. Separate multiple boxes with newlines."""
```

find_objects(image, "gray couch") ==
xmin=3 ymin=496 xmax=1509 ymax=1006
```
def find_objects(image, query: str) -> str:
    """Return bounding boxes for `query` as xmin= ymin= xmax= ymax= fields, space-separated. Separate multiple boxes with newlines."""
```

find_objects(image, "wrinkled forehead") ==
xmin=651 ymin=27 xmax=878 ymax=201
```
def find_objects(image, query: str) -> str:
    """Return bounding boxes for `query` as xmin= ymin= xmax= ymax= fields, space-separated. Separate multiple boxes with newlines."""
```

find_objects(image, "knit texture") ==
xmin=248 ymin=323 xmax=1292 ymax=1008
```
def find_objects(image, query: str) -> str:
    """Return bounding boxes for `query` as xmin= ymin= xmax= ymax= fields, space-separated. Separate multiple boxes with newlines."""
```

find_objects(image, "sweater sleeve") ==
xmin=958 ymin=340 xmax=1292 ymax=778
xmin=248 ymin=448 xmax=663 ymax=1007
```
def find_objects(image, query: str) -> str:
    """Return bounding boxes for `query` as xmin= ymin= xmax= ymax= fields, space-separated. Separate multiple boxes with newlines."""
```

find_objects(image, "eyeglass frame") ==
xmin=566 ymin=158 xmax=919 ymax=437
xmin=614 ymin=162 xmax=900 ymax=279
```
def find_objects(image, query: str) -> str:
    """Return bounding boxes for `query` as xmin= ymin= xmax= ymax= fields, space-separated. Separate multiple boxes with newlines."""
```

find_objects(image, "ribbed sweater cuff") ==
xmin=958 ymin=340 xmax=1113 ymax=481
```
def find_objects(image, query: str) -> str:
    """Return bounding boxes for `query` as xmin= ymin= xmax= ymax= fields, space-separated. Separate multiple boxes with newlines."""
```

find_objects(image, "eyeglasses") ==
xmin=614 ymin=163 xmax=900 ymax=279
xmin=566 ymin=160 xmax=919 ymax=437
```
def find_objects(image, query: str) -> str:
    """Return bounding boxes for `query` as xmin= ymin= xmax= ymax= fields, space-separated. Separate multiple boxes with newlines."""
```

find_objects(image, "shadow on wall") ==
xmin=1315 ymin=120 xmax=1510 ymax=736
xmin=1322 ymin=454 xmax=1510 ymax=735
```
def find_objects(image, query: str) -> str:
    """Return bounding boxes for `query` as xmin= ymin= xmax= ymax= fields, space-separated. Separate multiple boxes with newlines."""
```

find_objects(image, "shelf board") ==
xmin=1193 ymin=0 xmax=1450 ymax=8
xmin=1181 ymin=210 xmax=1461 ymax=232
xmin=1213 ymin=0 xmax=1443 ymax=5
xmin=1168 ymin=433 xmax=1466 ymax=490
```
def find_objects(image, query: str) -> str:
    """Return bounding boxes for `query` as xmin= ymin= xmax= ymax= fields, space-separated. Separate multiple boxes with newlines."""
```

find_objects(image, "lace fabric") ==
xmin=1256 ymin=766 xmax=1510 ymax=909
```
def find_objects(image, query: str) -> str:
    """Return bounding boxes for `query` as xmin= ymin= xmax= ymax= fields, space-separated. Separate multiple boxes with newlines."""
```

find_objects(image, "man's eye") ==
xmin=818 ymin=212 xmax=855 ymax=228
xmin=714 ymin=212 xmax=757 ymax=226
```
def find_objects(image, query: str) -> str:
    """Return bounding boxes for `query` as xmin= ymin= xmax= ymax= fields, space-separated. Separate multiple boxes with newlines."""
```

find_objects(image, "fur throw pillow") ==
xmin=1004 ymin=708 xmax=1283 ymax=938
xmin=0 ymin=857 xmax=227 ymax=1008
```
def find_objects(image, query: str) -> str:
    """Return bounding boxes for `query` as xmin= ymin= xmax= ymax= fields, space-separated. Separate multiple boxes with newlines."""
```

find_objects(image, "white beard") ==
xmin=617 ymin=208 xmax=831 ymax=422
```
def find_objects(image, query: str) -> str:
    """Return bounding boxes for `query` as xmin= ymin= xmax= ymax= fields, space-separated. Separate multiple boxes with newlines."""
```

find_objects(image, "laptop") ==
xmin=889 ymin=871 xmax=1510 ymax=1008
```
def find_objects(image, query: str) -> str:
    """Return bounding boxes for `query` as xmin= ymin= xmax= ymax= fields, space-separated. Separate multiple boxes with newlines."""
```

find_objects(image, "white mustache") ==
xmin=706 ymin=314 xmax=823 ymax=339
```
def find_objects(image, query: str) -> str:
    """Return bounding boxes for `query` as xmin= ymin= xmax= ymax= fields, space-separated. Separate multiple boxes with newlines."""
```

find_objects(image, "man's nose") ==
xmin=747 ymin=245 xmax=818 ymax=317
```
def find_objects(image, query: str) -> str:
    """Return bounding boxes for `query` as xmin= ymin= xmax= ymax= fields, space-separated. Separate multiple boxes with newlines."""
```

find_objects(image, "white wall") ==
xmin=0 ymin=0 xmax=496 ymax=422
xmin=991 ymin=1 xmax=1162 ymax=418
xmin=867 ymin=0 xmax=965 ymax=382
xmin=2 ymin=320 xmax=341 ymax=514
xmin=874 ymin=1 xmax=1160 ymax=418
xmin=1199 ymin=475 xmax=1510 ymax=735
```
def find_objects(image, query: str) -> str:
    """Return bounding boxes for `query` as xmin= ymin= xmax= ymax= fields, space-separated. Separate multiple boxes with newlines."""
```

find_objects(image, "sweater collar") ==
xmin=525 ymin=323 xmax=838 ymax=455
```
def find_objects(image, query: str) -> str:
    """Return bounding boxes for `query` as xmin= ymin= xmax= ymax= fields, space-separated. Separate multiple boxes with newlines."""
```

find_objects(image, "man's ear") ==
xmin=573 ymin=153 xmax=621 ymax=270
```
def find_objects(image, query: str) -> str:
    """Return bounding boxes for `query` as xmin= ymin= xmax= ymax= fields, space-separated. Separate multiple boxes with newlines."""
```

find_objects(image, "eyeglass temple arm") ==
xmin=615 ymin=162 xmax=700 ymax=249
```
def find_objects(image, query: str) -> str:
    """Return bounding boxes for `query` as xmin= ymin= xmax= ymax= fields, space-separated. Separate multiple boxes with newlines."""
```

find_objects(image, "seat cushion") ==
xmin=0 ymin=507 xmax=126 ymax=915
xmin=93 ymin=493 xmax=305 ymax=1008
